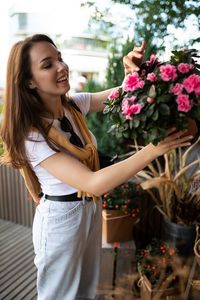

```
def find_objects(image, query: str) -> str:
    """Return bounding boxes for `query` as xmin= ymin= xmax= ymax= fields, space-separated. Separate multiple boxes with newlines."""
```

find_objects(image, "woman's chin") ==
xmin=59 ymin=82 xmax=70 ymax=94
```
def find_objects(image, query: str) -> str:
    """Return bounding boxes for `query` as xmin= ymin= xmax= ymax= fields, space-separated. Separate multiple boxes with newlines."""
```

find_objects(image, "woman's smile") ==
xmin=57 ymin=74 xmax=69 ymax=85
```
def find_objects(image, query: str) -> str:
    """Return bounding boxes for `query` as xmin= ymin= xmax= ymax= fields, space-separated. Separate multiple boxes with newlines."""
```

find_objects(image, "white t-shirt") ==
xmin=25 ymin=93 xmax=96 ymax=196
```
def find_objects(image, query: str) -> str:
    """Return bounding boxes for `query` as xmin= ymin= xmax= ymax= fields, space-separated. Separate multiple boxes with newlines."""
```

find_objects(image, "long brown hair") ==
xmin=1 ymin=34 xmax=67 ymax=168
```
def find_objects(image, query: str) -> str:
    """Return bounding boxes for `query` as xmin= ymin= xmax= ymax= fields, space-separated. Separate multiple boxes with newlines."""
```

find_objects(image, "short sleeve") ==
xmin=25 ymin=132 xmax=57 ymax=168
xmin=70 ymin=92 xmax=91 ymax=116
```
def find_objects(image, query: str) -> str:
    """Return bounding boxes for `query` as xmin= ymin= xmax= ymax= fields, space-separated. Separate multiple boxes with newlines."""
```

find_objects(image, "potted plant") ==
xmin=135 ymin=238 xmax=190 ymax=300
xmin=102 ymin=181 xmax=142 ymax=243
xmin=103 ymin=46 xmax=200 ymax=250
xmin=104 ymin=48 xmax=200 ymax=146
xmin=135 ymin=137 xmax=200 ymax=256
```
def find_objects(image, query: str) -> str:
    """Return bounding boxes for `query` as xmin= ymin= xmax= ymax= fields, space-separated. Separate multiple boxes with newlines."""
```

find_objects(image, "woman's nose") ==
xmin=57 ymin=61 xmax=68 ymax=72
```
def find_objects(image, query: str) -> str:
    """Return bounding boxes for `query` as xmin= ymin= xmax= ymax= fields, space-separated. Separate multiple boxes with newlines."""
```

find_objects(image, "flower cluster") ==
xmin=102 ymin=181 xmax=142 ymax=216
xmin=136 ymin=238 xmax=178 ymax=286
xmin=104 ymin=49 xmax=200 ymax=145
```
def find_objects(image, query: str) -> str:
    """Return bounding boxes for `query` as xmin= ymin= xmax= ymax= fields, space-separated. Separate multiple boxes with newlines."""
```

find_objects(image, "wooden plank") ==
xmin=1 ymin=269 xmax=36 ymax=299
xmin=21 ymin=287 xmax=37 ymax=300
xmin=0 ymin=222 xmax=15 ymax=233
xmin=0 ymin=224 xmax=28 ymax=242
xmin=0 ymin=236 xmax=33 ymax=265
xmin=0 ymin=220 xmax=37 ymax=300
xmin=0 ymin=226 xmax=32 ymax=247
xmin=0 ymin=261 xmax=35 ymax=287
xmin=13 ymin=275 xmax=37 ymax=300
xmin=0 ymin=231 xmax=32 ymax=257
xmin=0 ymin=246 xmax=34 ymax=273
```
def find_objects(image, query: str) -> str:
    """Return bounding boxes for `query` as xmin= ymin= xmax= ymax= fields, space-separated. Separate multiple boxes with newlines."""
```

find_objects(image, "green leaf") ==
xmin=123 ymin=132 xmax=130 ymax=138
xmin=152 ymin=110 xmax=159 ymax=121
xmin=140 ymin=114 xmax=147 ymax=122
xmin=111 ymin=114 xmax=121 ymax=123
xmin=107 ymin=124 xmax=117 ymax=133
xmin=116 ymin=132 xmax=123 ymax=139
xmin=159 ymin=104 xmax=170 ymax=115
xmin=157 ymin=94 xmax=173 ymax=103
xmin=192 ymin=104 xmax=200 ymax=121
xmin=103 ymin=106 xmax=111 ymax=114
xmin=132 ymin=119 xmax=140 ymax=128
xmin=148 ymin=128 xmax=158 ymax=143
xmin=146 ymin=105 xmax=155 ymax=117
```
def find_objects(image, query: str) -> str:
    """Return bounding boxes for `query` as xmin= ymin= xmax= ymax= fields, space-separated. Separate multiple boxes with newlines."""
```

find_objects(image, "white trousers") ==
xmin=32 ymin=197 xmax=102 ymax=300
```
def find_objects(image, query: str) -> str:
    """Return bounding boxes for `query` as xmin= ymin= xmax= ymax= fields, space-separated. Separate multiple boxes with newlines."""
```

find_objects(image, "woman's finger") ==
xmin=123 ymin=57 xmax=140 ymax=73
xmin=133 ymin=41 xmax=146 ymax=53
xmin=166 ymin=127 xmax=177 ymax=135
xmin=163 ymin=130 xmax=192 ymax=142
xmin=123 ymin=41 xmax=146 ymax=74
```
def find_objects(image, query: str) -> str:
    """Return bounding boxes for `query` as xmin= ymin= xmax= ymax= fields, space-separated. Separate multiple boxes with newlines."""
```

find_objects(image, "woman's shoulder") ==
xmin=26 ymin=130 xmax=45 ymax=142
xmin=69 ymin=92 xmax=91 ymax=116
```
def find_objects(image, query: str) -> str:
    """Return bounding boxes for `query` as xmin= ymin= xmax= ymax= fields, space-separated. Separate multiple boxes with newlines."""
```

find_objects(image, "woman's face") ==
xmin=28 ymin=41 xmax=70 ymax=101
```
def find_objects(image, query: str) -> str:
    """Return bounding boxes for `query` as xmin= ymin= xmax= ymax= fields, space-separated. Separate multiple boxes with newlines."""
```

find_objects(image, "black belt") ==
xmin=44 ymin=193 xmax=92 ymax=202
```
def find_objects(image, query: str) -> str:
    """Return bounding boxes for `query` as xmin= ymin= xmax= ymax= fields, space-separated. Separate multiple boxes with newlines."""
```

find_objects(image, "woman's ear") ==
xmin=27 ymin=80 xmax=36 ymax=89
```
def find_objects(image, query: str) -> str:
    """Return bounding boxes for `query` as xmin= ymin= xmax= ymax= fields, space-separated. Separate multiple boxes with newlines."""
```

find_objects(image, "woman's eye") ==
xmin=43 ymin=64 xmax=52 ymax=69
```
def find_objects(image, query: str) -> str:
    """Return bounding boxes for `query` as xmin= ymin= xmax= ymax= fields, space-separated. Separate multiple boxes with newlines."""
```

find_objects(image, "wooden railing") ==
xmin=0 ymin=165 xmax=36 ymax=227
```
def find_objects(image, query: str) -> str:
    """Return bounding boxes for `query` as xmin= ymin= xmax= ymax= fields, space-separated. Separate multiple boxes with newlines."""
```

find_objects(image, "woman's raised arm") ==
xmin=89 ymin=41 xmax=146 ymax=113
xmin=40 ymin=129 xmax=193 ymax=197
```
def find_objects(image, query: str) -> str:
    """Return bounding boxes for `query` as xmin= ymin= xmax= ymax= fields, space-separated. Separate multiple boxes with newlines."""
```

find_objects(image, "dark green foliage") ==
xmin=106 ymin=39 xmax=135 ymax=88
xmin=83 ymin=79 xmax=125 ymax=155
xmin=109 ymin=0 xmax=199 ymax=45
xmin=136 ymin=238 xmax=178 ymax=286
xmin=102 ymin=181 xmax=142 ymax=215
xmin=83 ymin=0 xmax=200 ymax=48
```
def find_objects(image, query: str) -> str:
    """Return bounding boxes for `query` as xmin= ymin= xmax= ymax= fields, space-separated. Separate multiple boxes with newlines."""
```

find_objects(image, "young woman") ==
xmin=1 ymin=34 xmax=193 ymax=300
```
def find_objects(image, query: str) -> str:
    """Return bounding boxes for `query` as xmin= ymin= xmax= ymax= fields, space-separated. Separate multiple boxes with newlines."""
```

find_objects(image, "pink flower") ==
xmin=108 ymin=89 xmax=120 ymax=100
xmin=177 ymin=63 xmax=190 ymax=74
xmin=141 ymin=70 xmax=146 ymax=76
xmin=176 ymin=93 xmax=193 ymax=112
xmin=147 ymin=97 xmax=155 ymax=104
xmin=170 ymin=83 xmax=183 ymax=95
xmin=160 ymin=64 xmax=177 ymax=81
xmin=121 ymin=98 xmax=142 ymax=119
xmin=123 ymin=72 xmax=144 ymax=92
xmin=146 ymin=54 xmax=157 ymax=66
xmin=138 ymin=80 xmax=145 ymax=88
xmin=147 ymin=72 xmax=157 ymax=82
xmin=183 ymin=74 xmax=200 ymax=96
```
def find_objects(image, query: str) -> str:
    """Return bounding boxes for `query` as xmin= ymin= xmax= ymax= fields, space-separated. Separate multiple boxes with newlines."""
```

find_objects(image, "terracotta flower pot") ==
xmin=194 ymin=239 xmax=200 ymax=267
xmin=182 ymin=118 xmax=198 ymax=138
xmin=102 ymin=209 xmax=135 ymax=243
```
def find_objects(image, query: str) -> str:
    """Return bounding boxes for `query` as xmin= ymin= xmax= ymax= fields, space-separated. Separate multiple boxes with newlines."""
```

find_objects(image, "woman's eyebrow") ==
xmin=40 ymin=51 xmax=61 ymax=64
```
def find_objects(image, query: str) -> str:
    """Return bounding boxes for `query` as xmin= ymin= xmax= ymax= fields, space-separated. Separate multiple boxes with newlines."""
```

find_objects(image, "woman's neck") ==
xmin=43 ymin=97 xmax=65 ymax=119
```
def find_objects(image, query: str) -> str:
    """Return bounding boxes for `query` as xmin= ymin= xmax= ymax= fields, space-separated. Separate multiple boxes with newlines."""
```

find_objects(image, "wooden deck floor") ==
xmin=0 ymin=219 xmax=37 ymax=300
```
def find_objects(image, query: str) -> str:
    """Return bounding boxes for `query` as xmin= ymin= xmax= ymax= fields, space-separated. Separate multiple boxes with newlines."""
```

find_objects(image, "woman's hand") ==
xmin=123 ymin=41 xmax=146 ymax=75
xmin=152 ymin=128 xmax=193 ymax=157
